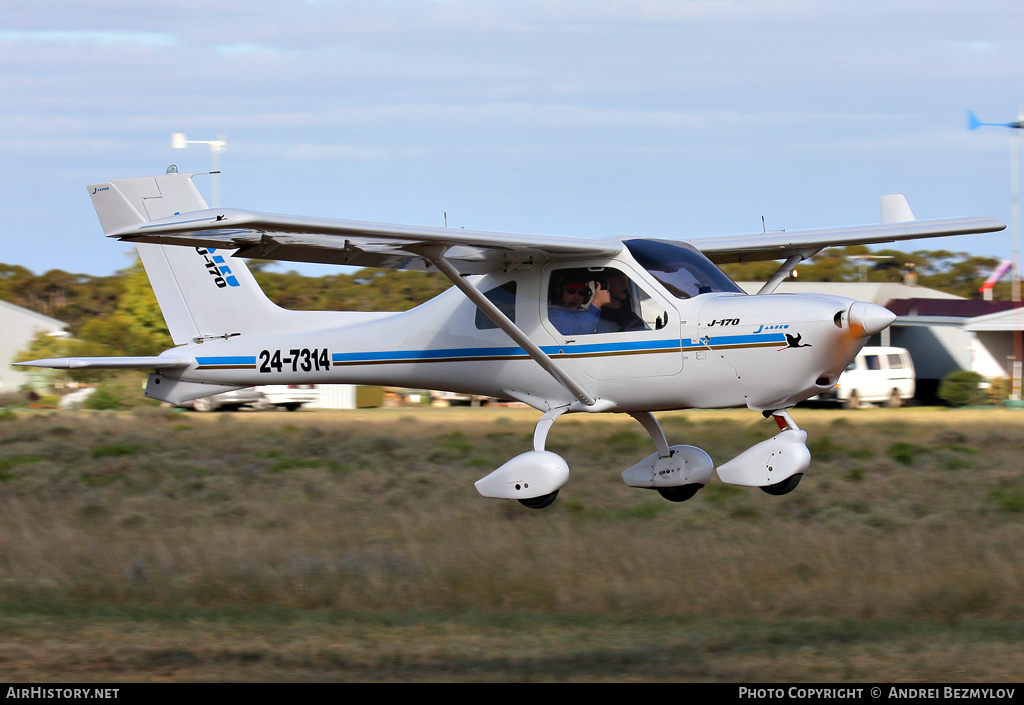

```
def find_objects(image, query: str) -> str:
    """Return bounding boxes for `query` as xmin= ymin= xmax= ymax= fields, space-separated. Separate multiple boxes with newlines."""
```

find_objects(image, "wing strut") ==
xmin=422 ymin=249 xmax=597 ymax=407
xmin=756 ymin=250 xmax=820 ymax=295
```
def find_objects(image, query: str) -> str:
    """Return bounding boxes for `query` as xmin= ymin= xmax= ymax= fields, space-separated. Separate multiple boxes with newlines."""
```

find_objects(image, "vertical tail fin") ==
xmin=88 ymin=172 xmax=298 ymax=345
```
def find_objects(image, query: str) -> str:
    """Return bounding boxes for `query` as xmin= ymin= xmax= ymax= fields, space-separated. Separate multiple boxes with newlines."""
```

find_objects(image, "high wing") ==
xmin=106 ymin=210 xmax=620 ymax=275
xmin=690 ymin=217 xmax=1006 ymax=264
xmin=96 ymin=174 xmax=1004 ymax=272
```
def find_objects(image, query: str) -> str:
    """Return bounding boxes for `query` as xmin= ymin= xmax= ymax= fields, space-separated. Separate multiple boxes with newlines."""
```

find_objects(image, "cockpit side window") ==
xmin=475 ymin=281 xmax=517 ymax=330
xmin=624 ymin=239 xmax=745 ymax=299
xmin=547 ymin=266 xmax=666 ymax=335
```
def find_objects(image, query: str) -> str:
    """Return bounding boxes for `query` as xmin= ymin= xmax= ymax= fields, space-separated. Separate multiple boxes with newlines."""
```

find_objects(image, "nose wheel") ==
xmin=717 ymin=409 xmax=811 ymax=493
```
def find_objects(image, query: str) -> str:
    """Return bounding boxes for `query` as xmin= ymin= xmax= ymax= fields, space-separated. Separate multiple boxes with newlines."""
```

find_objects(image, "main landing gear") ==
xmin=473 ymin=407 xmax=573 ymax=509
xmin=622 ymin=409 xmax=810 ymax=501
xmin=474 ymin=406 xmax=812 ymax=509
xmin=620 ymin=411 xmax=715 ymax=501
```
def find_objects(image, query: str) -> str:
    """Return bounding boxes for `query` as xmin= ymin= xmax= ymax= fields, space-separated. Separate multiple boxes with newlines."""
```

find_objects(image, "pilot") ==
xmin=548 ymin=278 xmax=614 ymax=335
xmin=599 ymin=270 xmax=648 ymax=332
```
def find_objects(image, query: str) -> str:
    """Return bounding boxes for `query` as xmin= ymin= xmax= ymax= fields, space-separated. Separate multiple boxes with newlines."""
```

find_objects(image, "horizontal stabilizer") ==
xmin=14 ymin=356 xmax=189 ymax=370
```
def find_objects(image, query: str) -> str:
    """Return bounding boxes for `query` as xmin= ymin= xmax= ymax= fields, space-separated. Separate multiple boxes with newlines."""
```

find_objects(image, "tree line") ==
xmin=4 ymin=246 xmax=1010 ymax=365
xmin=718 ymin=245 xmax=1005 ymax=297
xmin=7 ymin=260 xmax=450 ymax=378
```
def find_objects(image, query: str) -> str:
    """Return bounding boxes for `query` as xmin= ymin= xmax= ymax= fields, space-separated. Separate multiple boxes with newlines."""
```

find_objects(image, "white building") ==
xmin=0 ymin=299 xmax=66 ymax=394
xmin=963 ymin=307 xmax=1024 ymax=380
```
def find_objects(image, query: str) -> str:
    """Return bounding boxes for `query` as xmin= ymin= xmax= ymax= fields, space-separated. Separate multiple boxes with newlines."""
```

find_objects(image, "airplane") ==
xmin=19 ymin=170 xmax=1004 ymax=509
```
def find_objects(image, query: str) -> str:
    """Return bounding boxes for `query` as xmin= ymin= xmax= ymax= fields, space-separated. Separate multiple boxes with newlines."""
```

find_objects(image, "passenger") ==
xmin=599 ymin=270 xmax=648 ymax=332
xmin=548 ymin=279 xmax=615 ymax=335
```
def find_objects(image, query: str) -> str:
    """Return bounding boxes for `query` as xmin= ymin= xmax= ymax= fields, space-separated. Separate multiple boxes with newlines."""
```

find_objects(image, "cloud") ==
xmin=0 ymin=30 xmax=176 ymax=45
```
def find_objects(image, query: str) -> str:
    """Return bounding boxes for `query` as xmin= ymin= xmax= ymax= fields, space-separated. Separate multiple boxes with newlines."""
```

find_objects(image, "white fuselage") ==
xmin=149 ymin=250 xmax=880 ymax=413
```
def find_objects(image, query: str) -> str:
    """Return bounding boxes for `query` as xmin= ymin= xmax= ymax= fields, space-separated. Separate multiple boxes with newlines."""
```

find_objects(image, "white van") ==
xmin=818 ymin=347 xmax=915 ymax=408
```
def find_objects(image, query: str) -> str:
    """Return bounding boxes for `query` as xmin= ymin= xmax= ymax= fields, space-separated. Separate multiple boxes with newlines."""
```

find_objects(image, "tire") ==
xmin=518 ymin=491 xmax=559 ymax=509
xmin=192 ymin=396 xmax=217 ymax=413
xmin=657 ymin=484 xmax=703 ymax=503
xmin=761 ymin=473 xmax=802 ymax=496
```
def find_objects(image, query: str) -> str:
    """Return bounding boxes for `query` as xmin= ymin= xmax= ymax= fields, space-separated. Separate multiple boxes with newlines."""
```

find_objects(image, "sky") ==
xmin=3 ymin=0 xmax=1024 ymax=278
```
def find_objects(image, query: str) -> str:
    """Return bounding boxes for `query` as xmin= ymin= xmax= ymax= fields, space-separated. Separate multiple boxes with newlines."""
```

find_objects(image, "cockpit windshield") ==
xmin=624 ymin=239 xmax=745 ymax=299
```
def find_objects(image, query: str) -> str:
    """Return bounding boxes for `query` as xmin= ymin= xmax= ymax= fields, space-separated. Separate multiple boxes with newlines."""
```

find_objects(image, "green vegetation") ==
xmin=938 ymin=370 xmax=988 ymax=408
xmin=2 ymin=259 xmax=452 ymax=337
xmin=0 ymin=406 xmax=1021 ymax=681
xmin=989 ymin=487 xmax=1024 ymax=514
xmin=886 ymin=441 xmax=925 ymax=466
xmin=9 ymin=258 xmax=450 ymax=387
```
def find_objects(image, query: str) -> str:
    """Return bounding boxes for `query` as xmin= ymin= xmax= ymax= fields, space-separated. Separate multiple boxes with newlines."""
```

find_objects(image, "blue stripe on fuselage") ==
xmin=196 ymin=356 xmax=257 ymax=367
xmin=331 ymin=339 xmax=683 ymax=365
xmin=193 ymin=333 xmax=788 ymax=370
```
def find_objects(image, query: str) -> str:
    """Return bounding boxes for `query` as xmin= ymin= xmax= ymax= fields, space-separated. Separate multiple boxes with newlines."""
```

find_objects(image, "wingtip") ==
xmin=880 ymin=194 xmax=915 ymax=224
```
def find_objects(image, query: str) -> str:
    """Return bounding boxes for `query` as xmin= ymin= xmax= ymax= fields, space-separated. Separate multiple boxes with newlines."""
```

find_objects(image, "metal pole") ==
xmin=171 ymin=133 xmax=226 ymax=207
xmin=211 ymin=134 xmax=225 ymax=208
xmin=1013 ymin=130 xmax=1022 ymax=399
xmin=968 ymin=112 xmax=1023 ymax=400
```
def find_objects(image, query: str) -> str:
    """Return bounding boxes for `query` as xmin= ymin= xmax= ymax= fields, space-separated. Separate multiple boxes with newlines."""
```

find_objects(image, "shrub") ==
xmin=81 ymin=373 xmax=159 ymax=410
xmin=937 ymin=371 xmax=986 ymax=407
xmin=985 ymin=377 xmax=1010 ymax=404
xmin=83 ymin=385 xmax=125 ymax=411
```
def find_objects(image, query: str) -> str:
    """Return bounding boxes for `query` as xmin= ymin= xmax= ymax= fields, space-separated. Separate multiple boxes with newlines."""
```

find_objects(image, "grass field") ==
xmin=0 ymin=404 xmax=1021 ymax=682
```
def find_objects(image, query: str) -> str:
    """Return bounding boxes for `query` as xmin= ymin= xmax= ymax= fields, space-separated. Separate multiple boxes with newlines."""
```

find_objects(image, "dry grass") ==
xmin=0 ymin=405 xmax=1022 ymax=681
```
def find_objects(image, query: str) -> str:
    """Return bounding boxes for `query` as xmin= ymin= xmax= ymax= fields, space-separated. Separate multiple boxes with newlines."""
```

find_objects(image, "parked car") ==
xmin=429 ymin=389 xmax=491 ymax=406
xmin=814 ymin=346 xmax=915 ymax=408
xmin=256 ymin=384 xmax=319 ymax=411
xmin=178 ymin=387 xmax=267 ymax=412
